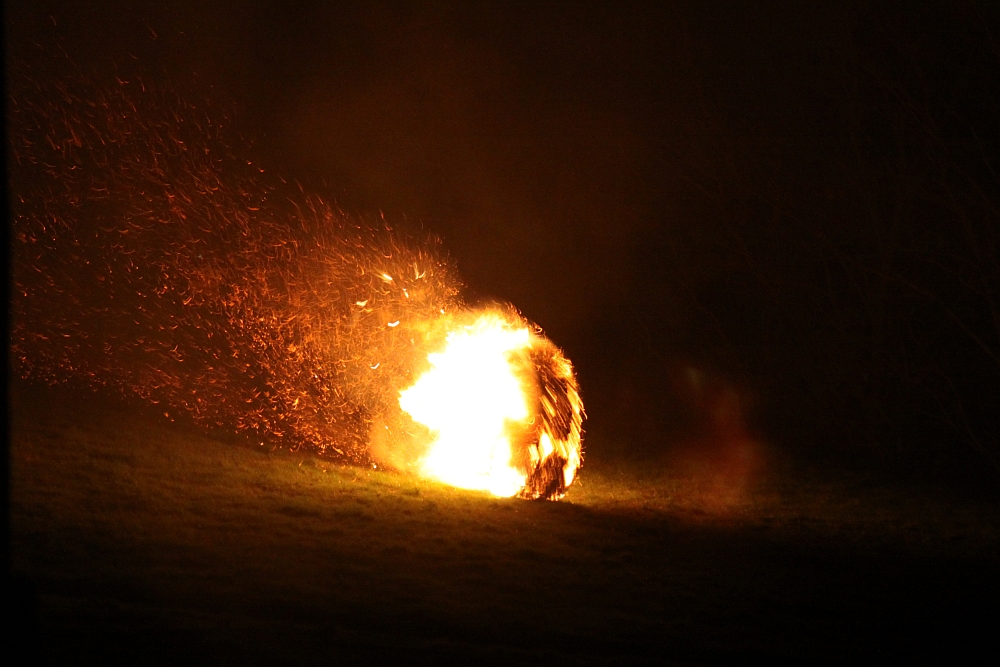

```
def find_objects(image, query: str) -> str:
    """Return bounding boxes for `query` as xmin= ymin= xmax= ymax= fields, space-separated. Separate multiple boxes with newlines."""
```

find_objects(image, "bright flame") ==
xmin=399 ymin=315 xmax=531 ymax=496
xmin=396 ymin=310 xmax=586 ymax=499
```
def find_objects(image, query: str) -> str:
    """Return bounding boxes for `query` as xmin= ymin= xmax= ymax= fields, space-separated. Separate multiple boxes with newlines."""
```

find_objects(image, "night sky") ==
xmin=8 ymin=1 xmax=1000 ymax=473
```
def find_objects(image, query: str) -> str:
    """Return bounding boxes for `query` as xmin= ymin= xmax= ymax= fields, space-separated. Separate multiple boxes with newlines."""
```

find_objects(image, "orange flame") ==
xmin=396 ymin=311 xmax=584 ymax=499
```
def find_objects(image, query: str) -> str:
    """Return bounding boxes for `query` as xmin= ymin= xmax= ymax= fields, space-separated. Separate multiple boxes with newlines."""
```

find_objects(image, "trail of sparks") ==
xmin=8 ymin=52 xmax=583 ymax=497
xmin=8 ymin=55 xmax=460 ymax=461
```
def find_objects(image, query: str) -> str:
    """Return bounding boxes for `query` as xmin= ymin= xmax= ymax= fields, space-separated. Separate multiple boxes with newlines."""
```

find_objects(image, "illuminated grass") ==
xmin=9 ymin=384 xmax=999 ymax=664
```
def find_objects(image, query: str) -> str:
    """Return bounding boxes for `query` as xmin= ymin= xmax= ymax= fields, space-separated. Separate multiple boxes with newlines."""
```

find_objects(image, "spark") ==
xmin=8 ymin=53 xmax=584 ymax=499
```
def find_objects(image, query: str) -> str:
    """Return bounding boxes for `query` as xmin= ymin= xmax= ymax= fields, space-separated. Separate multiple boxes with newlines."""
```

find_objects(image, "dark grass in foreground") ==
xmin=9 ymin=383 xmax=1000 ymax=665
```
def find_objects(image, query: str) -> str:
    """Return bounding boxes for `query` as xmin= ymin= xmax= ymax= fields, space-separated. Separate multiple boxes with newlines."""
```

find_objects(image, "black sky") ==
xmin=7 ymin=1 xmax=838 ymax=327
xmin=9 ymin=1 xmax=1000 ymax=470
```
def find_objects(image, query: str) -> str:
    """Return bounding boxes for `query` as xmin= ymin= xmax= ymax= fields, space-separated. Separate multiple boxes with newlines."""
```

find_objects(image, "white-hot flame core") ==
xmin=399 ymin=315 xmax=531 ymax=496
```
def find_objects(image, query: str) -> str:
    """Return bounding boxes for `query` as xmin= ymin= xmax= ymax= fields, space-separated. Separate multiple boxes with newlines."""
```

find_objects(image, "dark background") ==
xmin=8 ymin=1 xmax=1000 ymax=483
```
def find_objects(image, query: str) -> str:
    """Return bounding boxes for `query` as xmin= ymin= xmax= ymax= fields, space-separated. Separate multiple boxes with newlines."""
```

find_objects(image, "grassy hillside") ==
xmin=8 ymin=382 xmax=999 ymax=664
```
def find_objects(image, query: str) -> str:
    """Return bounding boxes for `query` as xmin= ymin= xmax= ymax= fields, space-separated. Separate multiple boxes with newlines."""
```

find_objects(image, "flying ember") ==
xmin=8 ymin=52 xmax=583 ymax=500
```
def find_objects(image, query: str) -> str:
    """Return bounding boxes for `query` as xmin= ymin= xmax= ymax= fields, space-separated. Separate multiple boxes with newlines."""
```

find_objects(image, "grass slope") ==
xmin=9 ymin=383 xmax=1000 ymax=665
